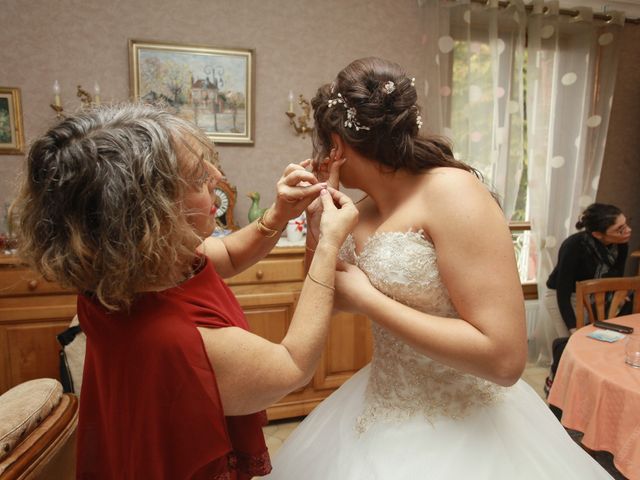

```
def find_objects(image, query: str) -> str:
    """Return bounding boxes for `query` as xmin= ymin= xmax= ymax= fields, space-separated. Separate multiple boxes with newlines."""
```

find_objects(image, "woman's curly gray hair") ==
xmin=11 ymin=103 xmax=217 ymax=311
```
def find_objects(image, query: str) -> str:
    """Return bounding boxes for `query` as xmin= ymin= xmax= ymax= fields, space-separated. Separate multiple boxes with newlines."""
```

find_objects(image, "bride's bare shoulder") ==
xmin=424 ymin=166 xmax=482 ymax=185
xmin=421 ymin=167 xmax=492 ymax=202
xmin=417 ymin=167 xmax=502 ymax=235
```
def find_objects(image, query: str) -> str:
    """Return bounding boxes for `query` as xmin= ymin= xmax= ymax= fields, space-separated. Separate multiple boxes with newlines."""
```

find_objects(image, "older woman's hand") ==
xmin=317 ymin=187 xmax=358 ymax=251
xmin=306 ymin=150 xmax=346 ymax=247
xmin=268 ymin=160 xmax=327 ymax=226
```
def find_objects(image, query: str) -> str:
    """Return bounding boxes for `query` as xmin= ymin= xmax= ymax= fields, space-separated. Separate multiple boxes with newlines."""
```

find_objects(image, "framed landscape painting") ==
xmin=130 ymin=40 xmax=254 ymax=145
xmin=0 ymin=87 xmax=25 ymax=155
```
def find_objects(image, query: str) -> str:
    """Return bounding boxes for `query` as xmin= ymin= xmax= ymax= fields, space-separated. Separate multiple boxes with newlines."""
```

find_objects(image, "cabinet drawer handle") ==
xmin=27 ymin=280 xmax=38 ymax=290
xmin=255 ymin=270 xmax=264 ymax=280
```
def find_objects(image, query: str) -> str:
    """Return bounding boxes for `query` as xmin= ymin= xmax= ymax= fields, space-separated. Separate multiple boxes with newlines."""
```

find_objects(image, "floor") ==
xmin=263 ymin=363 xmax=550 ymax=456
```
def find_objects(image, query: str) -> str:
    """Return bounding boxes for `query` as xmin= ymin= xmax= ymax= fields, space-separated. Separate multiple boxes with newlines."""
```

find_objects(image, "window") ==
xmin=449 ymin=40 xmax=536 ymax=285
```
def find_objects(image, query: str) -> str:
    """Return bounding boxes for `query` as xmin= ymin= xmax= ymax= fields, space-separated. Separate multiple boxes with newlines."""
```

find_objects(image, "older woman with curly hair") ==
xmin=11 ymin=103 xmax=357 ymax=480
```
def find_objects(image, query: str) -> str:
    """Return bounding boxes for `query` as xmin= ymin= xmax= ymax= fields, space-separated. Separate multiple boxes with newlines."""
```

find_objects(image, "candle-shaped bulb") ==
xmin=288 ymin=90 xmax=294 ymax=113
xmin=94 ymin=82 xmax=101 ymax=105
xmin=53 ymin=80 xmax=61 ymax=107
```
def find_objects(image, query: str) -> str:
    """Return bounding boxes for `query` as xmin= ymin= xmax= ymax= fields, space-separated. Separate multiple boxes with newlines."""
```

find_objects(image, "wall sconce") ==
xmin=285 ymin=91 xmax=313 ymax=138
xmin=50 ymin=81 xmax=102 ymax=118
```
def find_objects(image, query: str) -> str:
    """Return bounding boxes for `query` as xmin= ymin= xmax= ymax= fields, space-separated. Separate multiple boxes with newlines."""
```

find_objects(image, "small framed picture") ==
xmin=129 ymin=39 xmax=255 ymax=145
xmin=0 ymin=87 xmax=25 ymax=155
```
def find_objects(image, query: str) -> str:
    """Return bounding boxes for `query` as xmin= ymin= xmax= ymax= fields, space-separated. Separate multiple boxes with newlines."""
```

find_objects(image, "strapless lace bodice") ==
xmin=339 ymin=231 xmax=503 ymax=433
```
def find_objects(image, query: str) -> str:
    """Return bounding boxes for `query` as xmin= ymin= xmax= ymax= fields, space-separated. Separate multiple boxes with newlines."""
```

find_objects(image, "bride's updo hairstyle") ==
xmin=312 ymin=57 xmax=479 ymax=176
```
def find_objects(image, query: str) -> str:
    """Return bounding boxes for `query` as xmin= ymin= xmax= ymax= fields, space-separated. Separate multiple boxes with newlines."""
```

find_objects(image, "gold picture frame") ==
xmin=129 ymin=39 xmax=255 ymax=145
xmin=0 ymin=87 xmax=25 ymax=155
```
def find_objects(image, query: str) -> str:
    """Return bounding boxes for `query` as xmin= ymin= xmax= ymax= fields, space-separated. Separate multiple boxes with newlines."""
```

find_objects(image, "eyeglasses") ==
xmin=606 ymin=224 xmax=632 ymax=236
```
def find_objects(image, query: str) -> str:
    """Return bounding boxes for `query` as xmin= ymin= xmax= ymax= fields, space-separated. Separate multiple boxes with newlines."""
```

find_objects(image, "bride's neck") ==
xmin=358 ymin=166 xmax=424 ymax=218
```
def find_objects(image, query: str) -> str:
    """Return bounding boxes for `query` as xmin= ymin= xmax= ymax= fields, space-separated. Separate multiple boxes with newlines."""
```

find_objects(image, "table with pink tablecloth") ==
xmin=548 ymin=314 xmax=640 ymax=480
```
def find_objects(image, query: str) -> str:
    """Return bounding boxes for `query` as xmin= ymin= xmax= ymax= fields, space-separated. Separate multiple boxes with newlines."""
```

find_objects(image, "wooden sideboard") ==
xmin=0 ymin=254 xmax=78 ymax=397
xmin=0 ymin=249 xmax=373 ymax=420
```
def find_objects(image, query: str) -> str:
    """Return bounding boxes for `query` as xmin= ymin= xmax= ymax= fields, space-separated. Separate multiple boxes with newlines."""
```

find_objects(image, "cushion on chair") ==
xmin=0 ymin=379 xmax=63 ymax=462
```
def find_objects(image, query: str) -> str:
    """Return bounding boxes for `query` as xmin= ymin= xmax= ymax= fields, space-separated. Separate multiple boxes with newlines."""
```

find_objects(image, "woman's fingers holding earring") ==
xmin=299 ymin=159 xmax=312 ymax=169
xmin=282 ymin=168 xmax=319 ymax=188
xmin=277 ymin=170 xmax=327 ymax=203
xmin=282 ymin=162 xmax=310 ymax=177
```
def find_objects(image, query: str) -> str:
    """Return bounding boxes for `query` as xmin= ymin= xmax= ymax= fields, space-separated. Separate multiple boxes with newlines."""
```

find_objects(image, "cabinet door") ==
xmin=0 ymin=319 xmax=70 ymax=393
xmin=235 ymin=291 xmax=297 ymax=343
xmin=234 ymin=291 xmax=306 ymax=396
xmin=313 ymin=312 xmax=373 ymax=390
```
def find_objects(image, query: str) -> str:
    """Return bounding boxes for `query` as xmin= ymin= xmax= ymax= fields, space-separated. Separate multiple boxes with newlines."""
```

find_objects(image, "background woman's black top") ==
xmin=546 ymin=231 xmax=628 ymax=329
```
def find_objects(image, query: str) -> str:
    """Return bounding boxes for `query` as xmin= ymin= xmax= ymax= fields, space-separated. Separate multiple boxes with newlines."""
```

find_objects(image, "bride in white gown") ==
xmin=265 ymin=57 xmax=612 ymax=479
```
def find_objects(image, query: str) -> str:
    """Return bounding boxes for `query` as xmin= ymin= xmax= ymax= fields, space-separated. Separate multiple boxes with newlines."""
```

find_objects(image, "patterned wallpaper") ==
xmin=0 ymin=0 xmax=638 ymax=245
xmin=0 ymin=0 xmax=425 ymax=227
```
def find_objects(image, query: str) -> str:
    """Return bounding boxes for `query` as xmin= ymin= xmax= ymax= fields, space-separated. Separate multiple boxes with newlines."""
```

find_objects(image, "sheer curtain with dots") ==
xmin=527 ymin=2 xmax=625 ymax=364
xmin=421 ymin=0 xmax=527 ymax=221
xmin=420 ymin=0 xmax=625 ymax=364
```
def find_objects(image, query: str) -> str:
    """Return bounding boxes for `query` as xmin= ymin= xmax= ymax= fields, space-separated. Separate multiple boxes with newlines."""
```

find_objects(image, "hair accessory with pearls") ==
xmin=383 ymin=81 xmax=396 ymax=94
xmin=327 ymin=93 xmax=370 ymax=132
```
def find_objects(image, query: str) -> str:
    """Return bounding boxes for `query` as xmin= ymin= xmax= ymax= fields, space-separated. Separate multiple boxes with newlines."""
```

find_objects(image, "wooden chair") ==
xmin=0 ymin=379 xmax=78 ymax=480
xmin=575 ymin=276 xmax=640 ymax=328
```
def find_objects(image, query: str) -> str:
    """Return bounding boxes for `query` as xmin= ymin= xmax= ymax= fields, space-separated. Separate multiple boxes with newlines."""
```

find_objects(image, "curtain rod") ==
xmin=469 ymin=0 xmax=640 ymax=24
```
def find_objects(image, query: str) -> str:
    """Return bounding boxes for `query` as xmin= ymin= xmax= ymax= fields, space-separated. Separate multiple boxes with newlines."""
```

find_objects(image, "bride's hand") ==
xmin=333 ymin=261 xmax=377 ymax=313
xmin=306 ymin=149 xmax=346 ymax=246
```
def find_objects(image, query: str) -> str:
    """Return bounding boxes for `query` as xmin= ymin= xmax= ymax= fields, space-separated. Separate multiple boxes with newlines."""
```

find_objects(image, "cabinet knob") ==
xmin=27 ymin=280 xmax=38 ymax=290
xmin=255 ymin=270 xmax=264 ymax=280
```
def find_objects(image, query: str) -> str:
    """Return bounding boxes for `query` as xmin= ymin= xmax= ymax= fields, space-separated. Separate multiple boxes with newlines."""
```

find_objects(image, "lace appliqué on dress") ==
xmin=341 ymin=231 xmax=504 ymax=434
xmin=355 ymin=324 xmax=503 ymax=434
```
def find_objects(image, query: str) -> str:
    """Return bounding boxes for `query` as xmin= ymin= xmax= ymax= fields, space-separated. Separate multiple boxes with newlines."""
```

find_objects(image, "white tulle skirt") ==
xmin=265 ymin=364 xmax=612 ymax=479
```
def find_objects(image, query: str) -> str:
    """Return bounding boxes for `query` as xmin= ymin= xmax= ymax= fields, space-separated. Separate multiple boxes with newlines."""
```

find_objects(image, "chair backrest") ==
xmin=575 ymin=276 xmax=640 ymax=328
xmin=58 ymin=315 xmax=85 ymax=396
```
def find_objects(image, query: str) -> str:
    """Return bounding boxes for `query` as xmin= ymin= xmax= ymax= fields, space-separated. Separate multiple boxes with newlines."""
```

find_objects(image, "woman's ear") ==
xmin=330 ymin=133 xmax=346 ymax=160
xmin=591 ymin=231 xmax=605 ymax=242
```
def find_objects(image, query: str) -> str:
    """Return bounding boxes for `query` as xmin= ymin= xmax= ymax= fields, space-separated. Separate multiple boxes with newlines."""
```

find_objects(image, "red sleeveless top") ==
xmin=76 ymin=258 xmax=272 ymax=479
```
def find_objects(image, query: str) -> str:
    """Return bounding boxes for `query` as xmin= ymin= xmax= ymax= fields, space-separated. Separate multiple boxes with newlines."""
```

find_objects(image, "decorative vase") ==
xmin=286 ymin=214 xmax=306 ymax=242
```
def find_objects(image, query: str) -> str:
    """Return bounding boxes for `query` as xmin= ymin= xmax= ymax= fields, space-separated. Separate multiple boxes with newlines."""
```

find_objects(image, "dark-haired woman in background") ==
xmin=543 ymin=203 xmax=631 ymax=395
xmin=265 ymin=57 xmax=612 ymax=479
xmin=546 ymin=203 xmax=631 ymax=334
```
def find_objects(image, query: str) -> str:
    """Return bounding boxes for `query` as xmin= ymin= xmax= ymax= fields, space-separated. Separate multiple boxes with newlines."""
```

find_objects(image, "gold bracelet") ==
xmin=305 ymin=244 xmax=316 ymax=253
xmin=256 ymin=208 xmax=282 ymax=238
xmin=307 ymin=271 xmax=335 ymax=291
